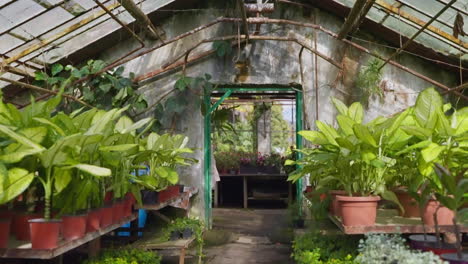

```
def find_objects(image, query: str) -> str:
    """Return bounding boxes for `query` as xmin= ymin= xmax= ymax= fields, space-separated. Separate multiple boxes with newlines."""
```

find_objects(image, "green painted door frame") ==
xmin=203 ymin=87 xmax=303 ymax=226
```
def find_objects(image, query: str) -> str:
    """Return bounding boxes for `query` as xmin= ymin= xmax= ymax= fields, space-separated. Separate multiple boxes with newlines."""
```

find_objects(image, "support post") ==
xmin=337 ymin=0 xmax=375 ymax=39
xmin=295 ymin=91 xmax=303 ymax=214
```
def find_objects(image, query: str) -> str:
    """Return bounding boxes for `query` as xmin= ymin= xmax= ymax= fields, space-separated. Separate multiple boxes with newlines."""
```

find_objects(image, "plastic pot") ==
xmin=29 ymin=218 xmax=62 ymax=249
xmin=423 ymin=199 xmax=454 ymax=226
xmin=86 ymin=209 xmax=100 ymax=232
xmin=395 ymin=190 xmax=420 ymax=218
xmin=182 ymin=228 xmax=193 ymax=239
xmin=336 ymin=195 xmax=381 ymax=226
xmin=62 ymin=214 xmax=86 ymax=240
xmin=441 ymin=253 xmax=468 ymax=264
xmin=14 ymin=212 xmax=42 ymax=241
xmin=99 ymin=206 xmax=113 ymax=228
xmin=0 ymin=218 xmax=11 ymax=248
xmin=329 ymin=190 xmax=347 ymax=217
xmin=170 ymin=230 xmax=181 ymax=241
xmin=408 ymin=234 xmax=438 ymax=250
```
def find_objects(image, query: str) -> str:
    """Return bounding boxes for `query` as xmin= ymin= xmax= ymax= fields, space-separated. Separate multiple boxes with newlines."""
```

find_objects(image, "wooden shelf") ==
xmin=329 ymin=209 xmax=468 ymax=235
xmin=0 ymin=213 xmax=138 ymax=259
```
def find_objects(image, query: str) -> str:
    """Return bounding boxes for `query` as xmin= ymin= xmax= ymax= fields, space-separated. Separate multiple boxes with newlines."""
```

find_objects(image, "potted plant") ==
xmin=289 ymin=97 xmax=407 ymax=226
xmin=239 ymin=152 xmax=258 ymax=174
xmin=264 ymin=153 xmax=282 ymax=174
xmin=433 ymin=165 xmax=468 ymax=263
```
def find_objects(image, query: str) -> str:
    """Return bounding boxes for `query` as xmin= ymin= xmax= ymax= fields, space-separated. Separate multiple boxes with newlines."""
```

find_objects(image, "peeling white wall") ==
xmin=100 ymin=4 xmax=458 ymax=221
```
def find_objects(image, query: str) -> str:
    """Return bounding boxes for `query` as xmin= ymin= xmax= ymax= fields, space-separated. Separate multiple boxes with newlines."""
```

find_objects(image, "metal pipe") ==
xmin=393 ymin=0 xmax=453 ymax=29
xmin=434 ymin=0 xmax=467 ymax=16
xmin=237 ymin=0 xmax=250 ymax=43
xmin=244 ymin=3 xmax=275 ymax=13
xmin=377 ymin=0 xmax=458 ymax=70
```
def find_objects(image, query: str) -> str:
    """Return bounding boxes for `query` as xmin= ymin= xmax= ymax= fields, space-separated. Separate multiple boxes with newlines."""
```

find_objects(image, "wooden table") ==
xmin=329 ymin=209 xmax=468 ymax=235
xmin=215 ymin=174 xmax=290 ymax=208
xmin=0 ymin=213 xmax=137 ymax=260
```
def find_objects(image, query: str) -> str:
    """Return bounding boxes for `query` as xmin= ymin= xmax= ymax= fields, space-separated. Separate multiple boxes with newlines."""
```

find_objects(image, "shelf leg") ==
xmin=243 ymin=176 xmax=248 ymax=209
xmin=179 ymin=247 xmax=186 ymax=264
xmin=88 ymin=237 xmax=101 ymax=258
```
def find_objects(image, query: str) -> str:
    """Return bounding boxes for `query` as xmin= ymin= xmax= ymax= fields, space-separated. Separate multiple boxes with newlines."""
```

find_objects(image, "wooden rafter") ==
xmin=117 ymin=0 xmax=165 ymax=40
xmin=338 ymin=0 xmax=375 ymax=39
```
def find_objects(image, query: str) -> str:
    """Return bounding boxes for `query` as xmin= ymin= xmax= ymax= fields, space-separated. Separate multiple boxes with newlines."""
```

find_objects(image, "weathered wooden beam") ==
xmin=348 ymin=0 xmax=376 ymax=36
xmin=117 ymin=0 xmax=165 ymax=40
xmin=337 ymin=0 xmax=374 ymax=39
xmin=245 ymin=3 xmax=274 ymax=13
xmin=237 ymin=0 xmax=250 ymax=42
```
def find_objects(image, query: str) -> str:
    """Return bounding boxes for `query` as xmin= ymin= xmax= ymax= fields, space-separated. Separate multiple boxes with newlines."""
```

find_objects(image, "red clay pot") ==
xmin=112 ymin=201 xmax=124 ymax=223
xmin=0 ymin=218 xmax=11 ymax=248
xmin=158 ymin=185 xmax=181 ymax=203
xmin=0 ymin=210 xmax=14 ymax=235
xmin=62 ymin=214 xmax=86 ymax=240
xmin=14 ymin=212 xmax=42 ymax=241
xmin=29 ymin=219 xmax=62 ymax=249
xmin=104 ymin=191 xmax=113 ymax=203
xmin=86 ymin=209 xmax=100 ymax=232
xmin=395 ymin=190 xmax=420 ymax=218
xmin=337 ymin=195 xmax=381 ymax=226
xmin=99 ymin=206 xmax=113 ymax=228
xmin=423 ymin=199 xmax=454 ymax=226
xmin=329 ymin=190 xmax=347 ymax=217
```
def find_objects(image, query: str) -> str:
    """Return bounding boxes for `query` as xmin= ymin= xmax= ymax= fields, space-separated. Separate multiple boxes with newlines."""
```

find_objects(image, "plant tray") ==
xmin=329 ymin=209 xmax=468 ymax=235
xmin=0 ymin=213 xmax=138 ymax=259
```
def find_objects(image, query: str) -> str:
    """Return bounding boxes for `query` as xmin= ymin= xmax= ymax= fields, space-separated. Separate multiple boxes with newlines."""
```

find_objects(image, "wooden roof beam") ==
xmin=116 ymin=0 xmax=165 ymax=40
xmin=378 ymin=0 xmax=458 ymax=70
xmin=338 ymin=0 xmax=375 ymax=39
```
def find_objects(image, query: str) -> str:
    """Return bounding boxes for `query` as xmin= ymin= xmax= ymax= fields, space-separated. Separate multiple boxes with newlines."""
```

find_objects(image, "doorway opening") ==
xmin=203 ymin=85 xmax=303 ymax=226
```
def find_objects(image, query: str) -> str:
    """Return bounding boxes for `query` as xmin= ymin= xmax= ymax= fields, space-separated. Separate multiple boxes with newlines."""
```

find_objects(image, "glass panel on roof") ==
xmin=75 ymin=0 xmax=98 ymax=10
xmin=0 ymin=0 xmax=46 ymax=33
xmin=0 ymin=0 xmax=13 ymax=8
xmin=10 ymin=7 xmax=74 ymax=39
xmin=0 ymin=34 xmax=24 ymax=53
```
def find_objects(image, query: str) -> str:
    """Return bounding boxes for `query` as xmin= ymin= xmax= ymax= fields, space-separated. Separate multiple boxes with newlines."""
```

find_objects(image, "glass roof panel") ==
xmin=0 ymin=34 xmax=24 ymax=53
xmin=0 ymin=0 xmax=46 ymax=33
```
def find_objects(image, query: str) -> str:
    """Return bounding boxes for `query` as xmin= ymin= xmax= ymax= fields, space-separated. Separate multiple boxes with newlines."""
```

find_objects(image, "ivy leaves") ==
xmin=213 ymin=40 xmax=232 ymax=57
xmin=34 ymin=60 xmax=147 ymax=115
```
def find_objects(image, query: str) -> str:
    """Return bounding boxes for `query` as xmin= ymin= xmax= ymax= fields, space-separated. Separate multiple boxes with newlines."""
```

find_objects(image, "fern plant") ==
xmin=356 ymin=58 xmax=384 ymax=107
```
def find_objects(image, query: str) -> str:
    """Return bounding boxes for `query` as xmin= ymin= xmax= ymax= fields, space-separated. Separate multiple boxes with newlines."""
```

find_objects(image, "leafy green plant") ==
xmin=83 ymin=248 xmax=161 ymax=264
xmin=356 ymin=234 xmax=445 ymax=264
xmin=34 ymin=60 xmax=147 ymax=115
xmin=292 ymin=232 xmax=359 ymax=264
xmin=356 ymin=57 xmax=384 ymax=107
xmin=212 ymin=40 xmax=233 ymax=57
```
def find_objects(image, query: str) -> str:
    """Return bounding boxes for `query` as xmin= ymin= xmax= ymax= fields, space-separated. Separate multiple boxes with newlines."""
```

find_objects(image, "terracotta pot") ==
xmin=0 ymin=210 xmax=14 ymax=235
xmin=395 ymin=190 xmax=420 ymax=218
xmin=104 ymin=191 xmax=113 ymax=203
xmin=0 ymin=218 xmax=11 ymax=248
xmin=29 ymin=219 xmax=62 ymax=249
xmin=423 ymin=199 xmax=454 ymax=226
xmin=158 ymin=185 xmax=180 ymax=203
xmin=336 ymin=195 xmax=381 ymax=226
xmin=112 ymin=201 xmax=124 ymax=223
xmin=441 ymin=253 xmax=468 ymax=264
xmin=100 ymin=206 xmax=113 ymax=228
xmin=329 ymin=190 xmax=347 ymax=217
xmin=14 ymin=212 xmax=41 ymax=241
xmin=86 ymin=209 xmax=100 ymax=232
xmin=62 ymin=214 xmax=86 ymax=240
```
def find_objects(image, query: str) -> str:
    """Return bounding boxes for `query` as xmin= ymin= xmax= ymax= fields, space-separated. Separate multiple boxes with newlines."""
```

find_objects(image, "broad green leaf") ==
xmin=336 ymin=115 xmax=355 ymax=135
xmin=115 ymin=116 xmax=134 ymax=133
xmin=120 ymin=117 xmax=152 ymax=134
xmin=54 ymin=168 xmax=71 ymax=193
xmin=51 ymin=64 xmax=64 ymax=76
xmin=18 ymin=127 xmax=48 ymax=144
xmin=401 ymin=125 xmax=432 ymax=139
xmin=414 ymin=87 xmax=442 ymax=129
xmin=72 ymin=164 xmax=111 ymax=177
xmin=316 ymin=121 xmax=338 ymax=146
xmin=298 ymin=130 xmax=329 ymax=145
xmin=336 ymin=137 xmax=355 ymax=150
xmin=166 ymin=169 xmax=179 ymax=184
xmin=348 ymin=102 xmax=363 ymax=123
xmin=0 ymin=168 xmax=34 ymax=204
xmin=40 ymin=134 xmax=82 ymax=168
xmin=99 ymin=144 xmax=139 ymax=156
xmin=381 ymin=190 xmax=404 ymax=213
xmin=396 ymin=140 xmax=432 ymax=155
xmin=33 ymin=117 xmax=65 ymax=136
xmin=435 ymin=110 xmax=453 ymax=137
xmin=0 ymin=147 xmax=43 ymax=163
xmin=0 ymin=124 xmax=45 ymax=152
xmin=353 ymin=124 xmax=377 ymax=147
xmin=421 ymin=143 xmax=445 ymax=163
xmin=331 ymin=97 xmax=348 ymax=115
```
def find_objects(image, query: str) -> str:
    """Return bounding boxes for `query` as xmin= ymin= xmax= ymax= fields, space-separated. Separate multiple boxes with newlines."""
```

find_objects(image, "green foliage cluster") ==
xmin=34 ymin=60 xmax=147 ymax=115
xmin=292 ymin=232 xmax=359 ymax=264
xmin=356 ymin=58 xmax=384 ymax=107
xmin=82 ymin=248 xmax=161 ymax=264
xmin=0 ymin=94 xmax=195 ymax=218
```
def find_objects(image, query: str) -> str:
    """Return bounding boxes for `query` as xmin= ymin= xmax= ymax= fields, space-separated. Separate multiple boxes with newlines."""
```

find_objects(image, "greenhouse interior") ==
xmin=0 ymin=0 xmax=467 ymax=263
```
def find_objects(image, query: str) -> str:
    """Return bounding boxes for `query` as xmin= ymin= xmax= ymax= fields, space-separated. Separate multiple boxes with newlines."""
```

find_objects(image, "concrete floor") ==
xmin=163 ymin=208 xmax=294 ymax=264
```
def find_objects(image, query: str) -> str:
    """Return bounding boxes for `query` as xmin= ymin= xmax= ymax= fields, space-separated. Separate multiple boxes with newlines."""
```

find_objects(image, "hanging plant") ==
xmin=356 ymin=57 xmax=384 ymax=107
